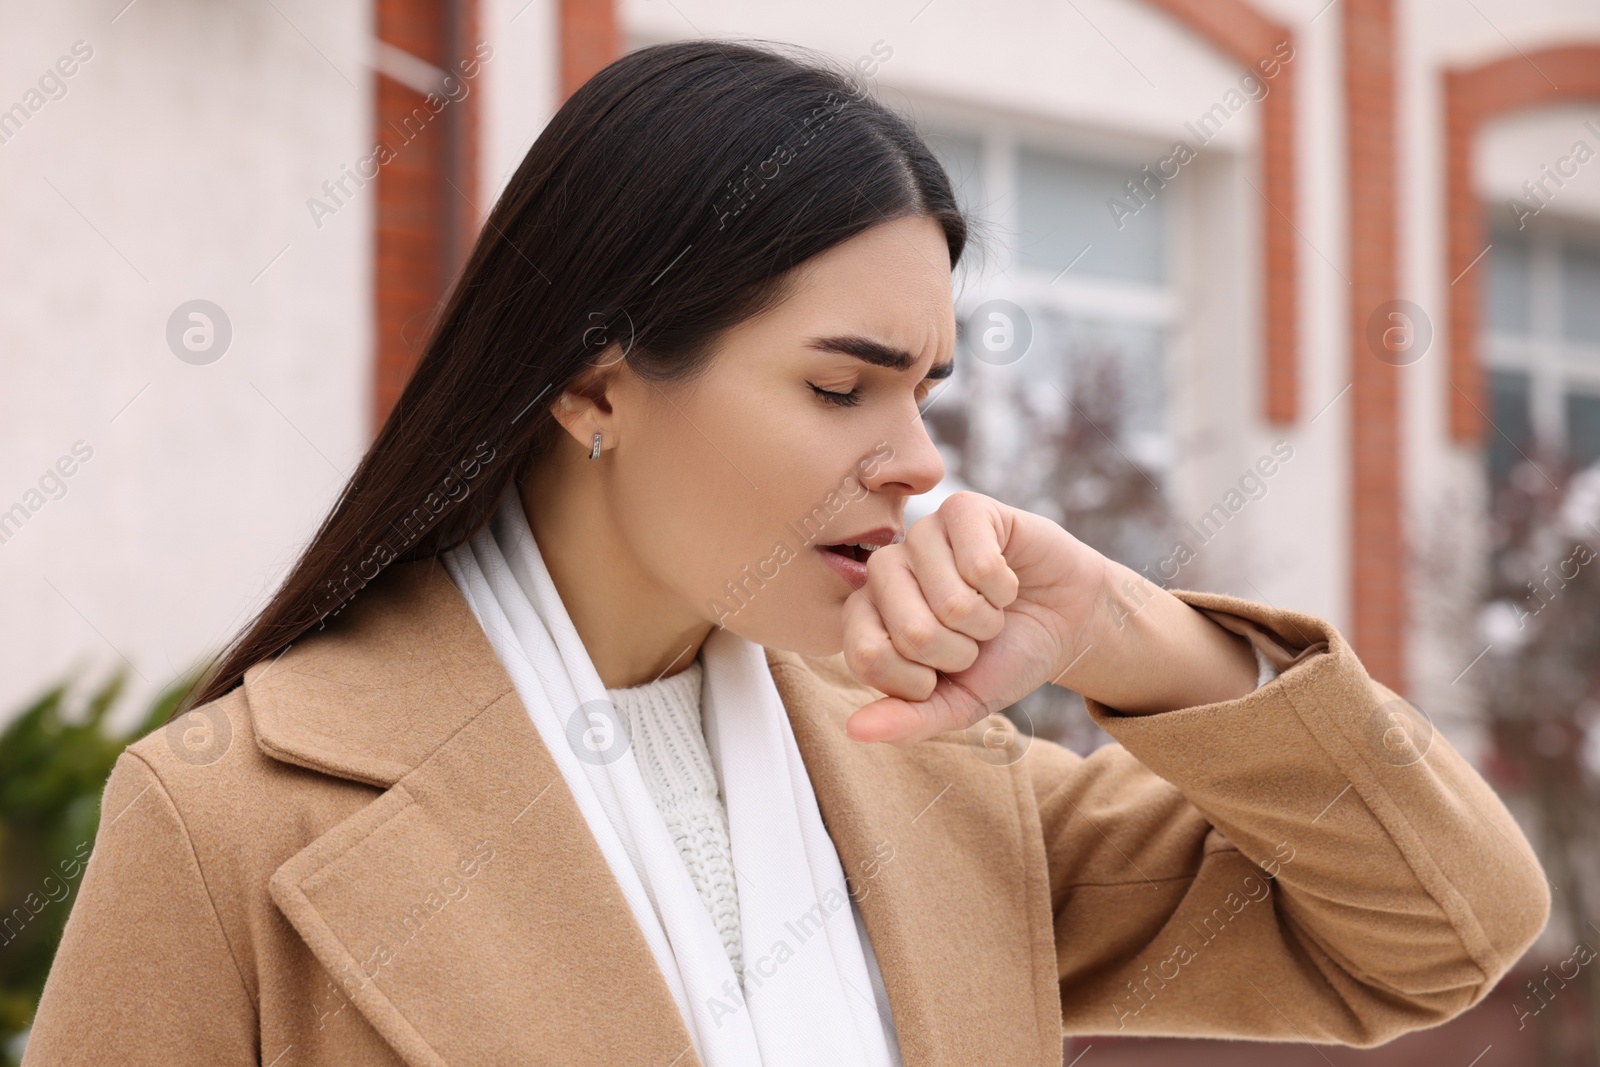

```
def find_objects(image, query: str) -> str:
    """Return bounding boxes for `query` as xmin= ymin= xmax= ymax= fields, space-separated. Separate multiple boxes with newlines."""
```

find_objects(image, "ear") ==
xmin=548 ymin=342 xmax=627 ymax=454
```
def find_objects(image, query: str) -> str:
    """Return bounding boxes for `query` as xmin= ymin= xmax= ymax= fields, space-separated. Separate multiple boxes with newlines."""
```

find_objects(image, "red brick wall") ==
xmin=1344 ymin=0 xmax=1405 ymax=691
xmin=559 ymin=0 xmax=617 ymax=101
xmin=1141 ymin=0 xmax=1300 ymax=425
xmin=372 ymin=0 xmax=481 ymax=432
xmin=1445 ymin=46 xmax=1600 ymax=442
xmin=370 ymin=0 xmax=616 ymax=432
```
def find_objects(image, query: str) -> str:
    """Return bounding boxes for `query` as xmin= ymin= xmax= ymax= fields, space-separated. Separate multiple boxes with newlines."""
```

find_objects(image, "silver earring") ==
xmin=589 ymin=432 xmax=602 ymax=460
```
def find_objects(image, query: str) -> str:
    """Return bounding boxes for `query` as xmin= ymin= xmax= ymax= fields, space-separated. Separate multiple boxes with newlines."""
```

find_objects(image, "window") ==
xmin=920 ymin=126 xmax=1174 ymax=567
xmin=1483 ymin=213 xmax=1600 ymax=498
xmin=919 ymin=124 xmax=1177 ymax=756
xmin=1015 ymin=146 xmax=1166 ymax=283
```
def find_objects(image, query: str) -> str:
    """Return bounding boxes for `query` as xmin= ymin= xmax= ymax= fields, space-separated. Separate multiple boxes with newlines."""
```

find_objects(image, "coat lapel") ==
xmin=247 ymin=557 xmax=1056 ymax=1067
xmin=768 ymin=652 xmax=1063 ymax=1067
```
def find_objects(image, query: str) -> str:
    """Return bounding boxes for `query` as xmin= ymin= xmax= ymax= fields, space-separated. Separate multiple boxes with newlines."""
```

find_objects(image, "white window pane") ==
xmin=1488 ymin=223 xmax=1531 ymax=336
xmin=1561 ymin=239 xmax=1600 ymax=346
xmin=1017 ymin=147 xmax=1166 ymax=283
xmin=1567 ymin=391 xmax=1600 ymax=468
xmin=1488 ymin=369 xmax=1532 ymax=492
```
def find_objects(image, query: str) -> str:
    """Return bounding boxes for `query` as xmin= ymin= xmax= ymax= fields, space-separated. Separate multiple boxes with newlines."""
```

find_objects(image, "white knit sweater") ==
xmin=605 ymin=659 xmax=745 ymax=977
xmin=604 ymin=657 xmax=906 ymax=1064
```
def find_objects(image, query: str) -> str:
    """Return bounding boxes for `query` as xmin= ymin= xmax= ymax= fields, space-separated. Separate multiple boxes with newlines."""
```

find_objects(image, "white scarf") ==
xmin=440 ymin=486 xmax=899 ymax=1067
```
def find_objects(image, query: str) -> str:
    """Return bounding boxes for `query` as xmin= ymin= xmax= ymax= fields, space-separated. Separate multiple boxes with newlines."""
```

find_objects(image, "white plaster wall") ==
xmin=1184 ymin=2 xmax=1356 ymax=633
xmin=1478 ymin=105 xmax=1600 ymax=216
xmin=479 ymin=0 xmax=560 ymax=209
xmin=623 ymin=0 xmax=1252 ymax=152
xmin=1278 ymin=1 xmax=1353 ymax=635
xmin=0 ymin=0 xmax=373 ymax=731
xmin=1425 ymin=0 xmax=1600 ymax=68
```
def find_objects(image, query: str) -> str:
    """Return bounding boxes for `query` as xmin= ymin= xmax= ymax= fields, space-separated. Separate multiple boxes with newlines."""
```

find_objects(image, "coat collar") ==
xmin=247 ymin=557 xmax=1059 ymax=1067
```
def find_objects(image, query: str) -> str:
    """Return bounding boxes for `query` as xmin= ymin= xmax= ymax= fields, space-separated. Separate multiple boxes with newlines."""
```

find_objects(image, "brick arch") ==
xmin=1446 ymin=45 xmax=1600 ymax=442
xmin=1139 ymin=0 xmax=1299 ymax=425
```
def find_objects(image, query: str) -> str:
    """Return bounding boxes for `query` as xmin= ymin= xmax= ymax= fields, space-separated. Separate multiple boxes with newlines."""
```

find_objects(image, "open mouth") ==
xmin=816 ymin=528 xmax=902 ymax=589
xmin=817 ymin=527 xmax=903 ymax=562
xmin=819 ymin=542 xmax=880 ymax=563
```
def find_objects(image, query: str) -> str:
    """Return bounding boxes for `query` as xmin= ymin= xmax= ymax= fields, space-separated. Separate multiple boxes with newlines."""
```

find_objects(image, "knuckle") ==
xmin=900 ymin=619 xmax=942 ymax=651
xmin=845 ymin=637 xmax=890 ymax=676
xmin=937 ymin=588 xmax=979 ymax=624
xmin=966 ymin=553 xmax=1006 ymax=584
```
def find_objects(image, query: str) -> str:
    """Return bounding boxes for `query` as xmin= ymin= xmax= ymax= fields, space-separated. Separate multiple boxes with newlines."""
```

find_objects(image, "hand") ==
xmin=841 ymin=491 xmax=1258 ymax=744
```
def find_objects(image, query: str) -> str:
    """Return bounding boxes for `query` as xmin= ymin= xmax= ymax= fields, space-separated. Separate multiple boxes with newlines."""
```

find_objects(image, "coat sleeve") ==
xmin=22 ymin=750 xmax=259 ymax=1066
xmin=1030 ymin=589 xmax=1550 ymax=1047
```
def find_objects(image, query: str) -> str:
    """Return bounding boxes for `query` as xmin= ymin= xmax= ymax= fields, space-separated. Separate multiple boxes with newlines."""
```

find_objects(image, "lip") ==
xmin=821 ymin=526 xmax=904 ymax=550
xmin=815 ymin=526 xmax=904 ymax=591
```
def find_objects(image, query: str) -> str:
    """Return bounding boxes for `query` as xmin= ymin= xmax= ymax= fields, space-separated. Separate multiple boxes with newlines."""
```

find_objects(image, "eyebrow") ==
xmin=803 ymin=334 xmax=956 ymax=379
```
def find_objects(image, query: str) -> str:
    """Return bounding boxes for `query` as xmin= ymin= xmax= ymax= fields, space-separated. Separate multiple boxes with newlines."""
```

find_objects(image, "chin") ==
xmin=713 ymin=593 xmax=847 ymax=660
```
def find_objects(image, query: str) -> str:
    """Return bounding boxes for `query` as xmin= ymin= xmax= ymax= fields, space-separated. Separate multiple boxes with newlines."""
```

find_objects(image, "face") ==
xmin=560 ymin=213 xmax=955 ymax=658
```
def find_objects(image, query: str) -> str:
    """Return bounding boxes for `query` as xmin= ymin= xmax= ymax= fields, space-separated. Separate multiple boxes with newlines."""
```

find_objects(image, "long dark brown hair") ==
xmin=175 ymin=37 xmax=972 ymax=717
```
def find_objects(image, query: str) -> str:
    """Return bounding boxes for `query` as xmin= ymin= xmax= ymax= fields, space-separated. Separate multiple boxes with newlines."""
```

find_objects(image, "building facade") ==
xmin=4 ymin=0 xmax=1599 ymax=1057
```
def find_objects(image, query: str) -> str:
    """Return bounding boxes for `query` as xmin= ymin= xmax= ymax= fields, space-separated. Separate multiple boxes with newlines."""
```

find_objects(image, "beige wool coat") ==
xmin=23 ymin=557 xmax=1549 ymax=1066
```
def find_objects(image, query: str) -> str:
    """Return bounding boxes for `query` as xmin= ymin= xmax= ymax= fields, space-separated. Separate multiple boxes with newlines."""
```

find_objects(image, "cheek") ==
xmin=610 ymin=390 xmax=788 ymax=602
xmin=612 ymin=383 xmax=869 ymax=650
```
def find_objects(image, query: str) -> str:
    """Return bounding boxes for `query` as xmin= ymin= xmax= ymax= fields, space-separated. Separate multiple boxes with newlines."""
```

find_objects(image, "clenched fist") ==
xmin=841 ymin=492 xmax=1259 ymax=744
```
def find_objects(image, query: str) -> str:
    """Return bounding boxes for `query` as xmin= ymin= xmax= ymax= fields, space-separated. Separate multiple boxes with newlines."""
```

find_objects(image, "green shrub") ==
xmin=0 ymin=667 xmax=201 ymax=1067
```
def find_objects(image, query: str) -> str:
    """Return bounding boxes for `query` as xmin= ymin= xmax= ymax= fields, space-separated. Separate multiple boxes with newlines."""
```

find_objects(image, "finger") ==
xmin=937 ymin=496 xmax=1020 ymax=609
xmin=841 ymin=587 xmax=938 ymax=701
xmin=904 ymin=518 xmax=1007 ymax=642
xmin=866 ymin=548 xmax=981 ymax=673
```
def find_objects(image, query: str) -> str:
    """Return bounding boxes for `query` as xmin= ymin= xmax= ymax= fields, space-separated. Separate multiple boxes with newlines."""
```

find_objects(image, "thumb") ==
xmin=845 ymin=675 xmax=989 ymax=745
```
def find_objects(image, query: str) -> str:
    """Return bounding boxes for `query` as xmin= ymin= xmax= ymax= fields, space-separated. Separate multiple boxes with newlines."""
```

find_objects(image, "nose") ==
xmin=861 ymin=410 xmax=946 ymax=497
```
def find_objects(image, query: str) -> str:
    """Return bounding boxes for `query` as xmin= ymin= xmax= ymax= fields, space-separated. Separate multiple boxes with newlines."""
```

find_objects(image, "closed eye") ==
xmin=808 ymin=382 xmax=863 ymax=407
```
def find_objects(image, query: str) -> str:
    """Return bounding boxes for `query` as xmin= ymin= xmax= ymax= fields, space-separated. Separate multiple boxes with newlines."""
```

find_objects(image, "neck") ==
xmin=517 ymin=454 xmax=712 ymax=689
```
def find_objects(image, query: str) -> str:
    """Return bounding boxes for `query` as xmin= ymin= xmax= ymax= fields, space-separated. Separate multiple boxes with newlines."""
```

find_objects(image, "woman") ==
xmin=24 ymin=39 xmax=1547 ymax=1067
